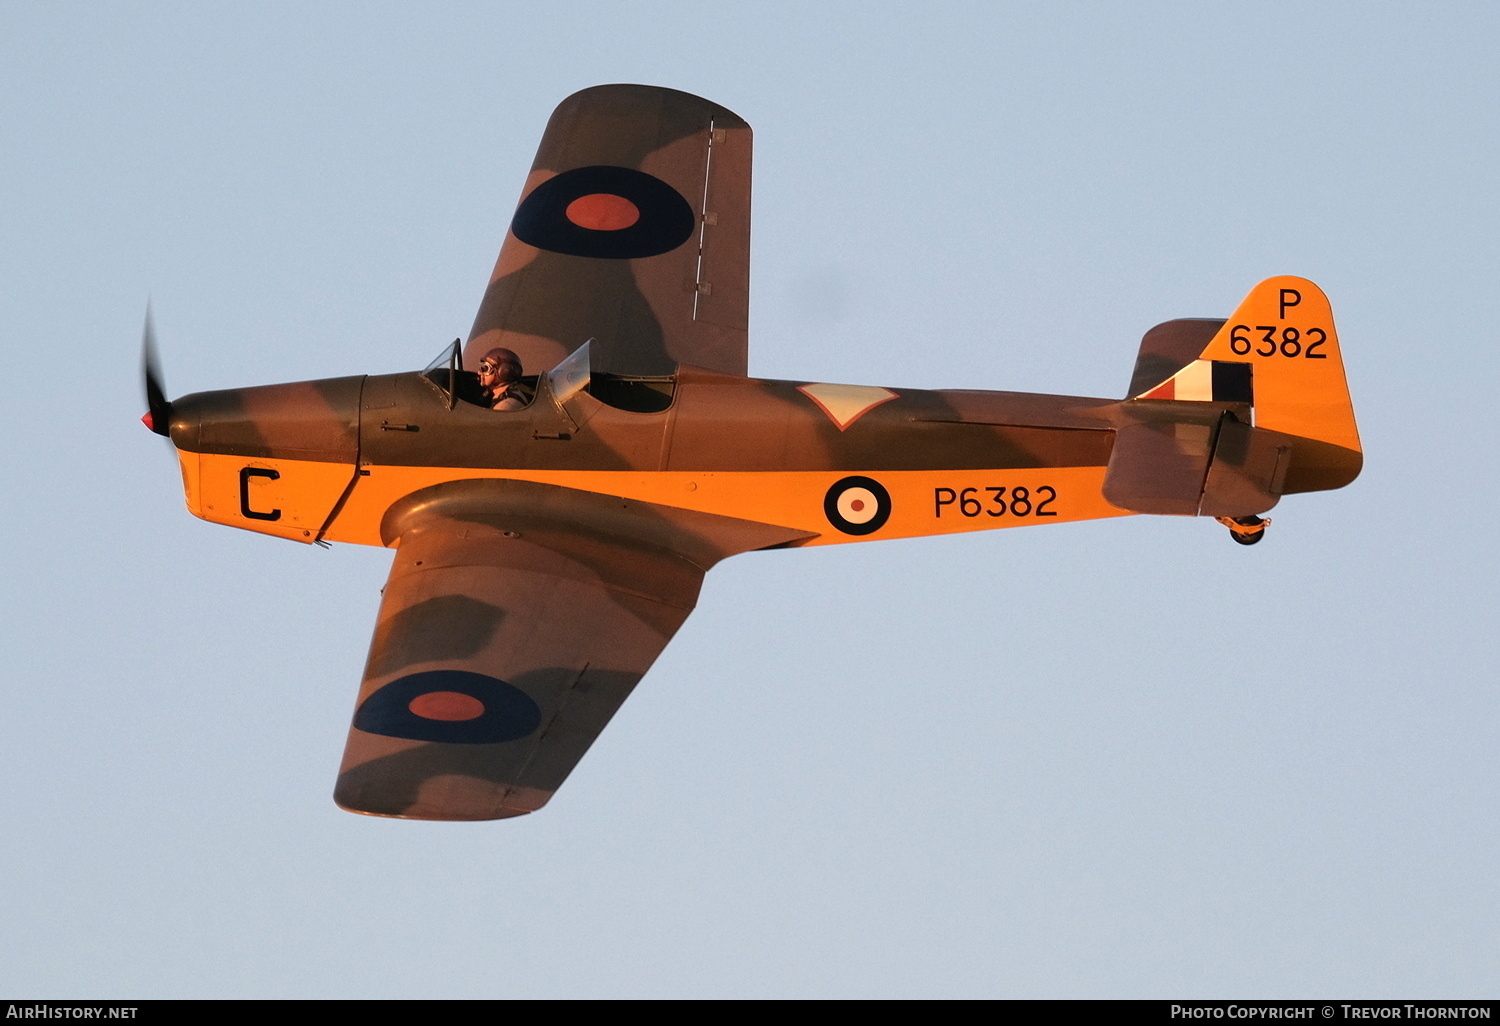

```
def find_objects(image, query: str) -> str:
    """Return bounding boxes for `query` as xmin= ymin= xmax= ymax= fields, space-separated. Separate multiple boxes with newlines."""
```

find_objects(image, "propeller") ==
xmin=141 ymin=303 xmax=172 ymax=436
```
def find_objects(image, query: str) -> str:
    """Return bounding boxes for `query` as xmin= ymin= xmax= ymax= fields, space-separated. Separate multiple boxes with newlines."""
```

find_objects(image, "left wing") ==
xmin=334 ymin=479 xmax=811 ymax=821
xmin=464 ymin=84 xmax=751 ymax=378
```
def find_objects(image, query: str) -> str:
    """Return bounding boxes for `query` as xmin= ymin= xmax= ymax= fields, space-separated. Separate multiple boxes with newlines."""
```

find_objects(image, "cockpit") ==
xmin=426 ymin=339 xmax=678 ymax=414
xmin=421 ymin=339 xmax=675 ymax=414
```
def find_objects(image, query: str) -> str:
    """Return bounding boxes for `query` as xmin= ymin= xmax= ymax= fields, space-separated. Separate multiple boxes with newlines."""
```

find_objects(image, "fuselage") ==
xmin=168 ymin=365 xmax=1132 ymax=549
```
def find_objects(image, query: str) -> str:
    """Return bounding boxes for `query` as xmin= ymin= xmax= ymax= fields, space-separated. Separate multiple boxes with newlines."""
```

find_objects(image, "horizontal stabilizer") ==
xmin=1108 ymin=277 xmax=1361 ymax=515
xmin=1128 ymin=318 xmax=1225 ymax=399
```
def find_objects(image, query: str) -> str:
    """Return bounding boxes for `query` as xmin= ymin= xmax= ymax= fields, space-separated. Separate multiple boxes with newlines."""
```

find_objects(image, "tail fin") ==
xmin=1105 ymin=277 xmax=1362 ymax=518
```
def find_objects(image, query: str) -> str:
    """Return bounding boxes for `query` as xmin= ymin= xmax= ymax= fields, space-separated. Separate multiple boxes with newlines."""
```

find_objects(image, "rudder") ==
xmin=1200 ymin=276 xmax=1360 ymax=493
xmin=1106 ymin=277 xmax=1362 ymax=519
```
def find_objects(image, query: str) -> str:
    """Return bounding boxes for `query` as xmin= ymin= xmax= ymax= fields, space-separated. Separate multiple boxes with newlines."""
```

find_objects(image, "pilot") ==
xmin=477 ymin=347 xmax=533 ymax=411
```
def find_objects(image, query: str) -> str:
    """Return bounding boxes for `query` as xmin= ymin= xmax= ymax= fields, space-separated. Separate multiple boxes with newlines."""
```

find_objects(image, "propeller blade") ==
xmin=141 ymin=303 xmax=172 ymax=436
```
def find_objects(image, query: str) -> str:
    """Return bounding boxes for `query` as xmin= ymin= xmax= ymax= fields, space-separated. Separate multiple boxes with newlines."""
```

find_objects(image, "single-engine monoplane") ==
xmin=144 ymin=85 xmax=1361 ymax=820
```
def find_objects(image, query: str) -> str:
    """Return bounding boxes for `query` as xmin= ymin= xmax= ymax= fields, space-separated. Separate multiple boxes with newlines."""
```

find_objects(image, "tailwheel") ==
xmin=1216 ymin=514 xmax=1269 ymax=545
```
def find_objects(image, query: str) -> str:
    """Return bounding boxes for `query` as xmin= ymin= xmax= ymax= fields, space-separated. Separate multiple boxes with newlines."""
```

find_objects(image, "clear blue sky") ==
xmin=3 ymin=1 xmax=1496 ymax=997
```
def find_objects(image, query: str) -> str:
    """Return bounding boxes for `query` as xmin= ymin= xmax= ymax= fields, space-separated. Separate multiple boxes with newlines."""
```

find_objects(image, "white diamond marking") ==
xmin=797 ymin=383 xmax=898 ymax=431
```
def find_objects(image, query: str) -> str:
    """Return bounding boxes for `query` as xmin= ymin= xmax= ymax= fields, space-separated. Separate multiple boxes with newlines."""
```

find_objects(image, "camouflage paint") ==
xmin=153 ymin=87 xmax=1362 ymax=820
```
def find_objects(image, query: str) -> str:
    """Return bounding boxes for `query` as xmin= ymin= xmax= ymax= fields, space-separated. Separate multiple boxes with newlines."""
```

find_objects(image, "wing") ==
xmin=334 ymin=479 xmax=811 ymax=821
xmin=465 ymin=84 xmax=751 ymax=378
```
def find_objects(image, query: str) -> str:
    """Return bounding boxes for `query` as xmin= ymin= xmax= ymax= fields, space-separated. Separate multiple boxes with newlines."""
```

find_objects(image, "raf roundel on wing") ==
xmin=510 ymin=165 xmax=697 ymax=260
xmin=354 ymin=669 xmax=543 ymax=745
xmin=144 ymin=85 xmax=1365 ymax=823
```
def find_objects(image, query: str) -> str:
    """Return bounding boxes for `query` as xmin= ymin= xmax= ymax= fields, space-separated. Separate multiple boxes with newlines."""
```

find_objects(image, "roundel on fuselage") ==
xmin=510 ymin=165 xmax=696 ymax=260
xmin=824 ymin=476 xmax=892 ymax=536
